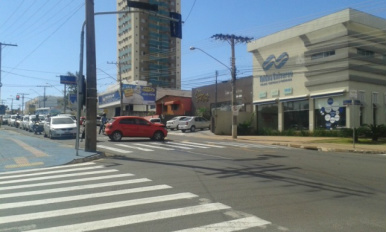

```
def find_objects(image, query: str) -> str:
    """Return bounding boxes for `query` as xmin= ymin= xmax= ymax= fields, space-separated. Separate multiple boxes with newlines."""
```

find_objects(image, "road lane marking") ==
xmin=133 ymin=143 xmax=175 ymax=150
xmin=9 ymin=138 xmax=49 ymax=157
xmin=0 ymin=178 xmax=151 ymax=199
xmin=166 ymin=141 xmax=210 ymax=148
xmin=150 ymin=142 xmax=193 ymax=150
xmin=97 ymin=145 xmax=132 ymax=154
xmin=5 ymin=157 xmax=43 ymax=169
xmin=116 ymin=144 xmax=154 ymax=151
xmin=173 ymin=216 xmax=271 ymax=232
xmin=0 ymin=169 xmax=116 ymax=185
xmin=0 ymin=162 xmax=95 ymax=176
xmin=0 ymin=165 xmax=107 ymax=180
xmin=0 ymin=193 xmax=198 ymax=225
xmin=0 ymin=173 xmax=133 ymax=191
xmin=0 ymin=185 xmax=172 ymax=210
xmin=27 ymin=203 xmax=231 ymax=232
xmin=182 ymin=141 xmax=225 ymax=148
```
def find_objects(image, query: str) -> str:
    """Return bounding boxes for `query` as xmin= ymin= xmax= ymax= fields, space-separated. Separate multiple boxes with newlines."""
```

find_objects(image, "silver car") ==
xmin=166 ymin=116 xmax=187 ymax=130
xmin=178 ymin=116 xmax=210 ymax=132
xmin=44 ymin=116 xmax=77 ymax=139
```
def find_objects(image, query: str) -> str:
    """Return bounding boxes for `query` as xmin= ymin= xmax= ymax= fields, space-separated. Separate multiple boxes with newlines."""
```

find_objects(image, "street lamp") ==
xmin=190 ymin=46 xmax=236 ymax=137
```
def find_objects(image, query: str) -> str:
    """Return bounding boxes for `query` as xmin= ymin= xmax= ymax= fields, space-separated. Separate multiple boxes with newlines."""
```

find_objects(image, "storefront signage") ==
xmin=260 ymin=52 xmax=293 ymax=86
xmin=271 ymin=89 xmax=279 ymax=97
xmin=263 ymin=52 xmax=289 ymax=71
xmin=259 ymin=91 xmax=267 ymax=98
xmin=284 ymin=88 xmax=293 ymax=95
xmin=98 ymin=85 xmax=156 ymax=106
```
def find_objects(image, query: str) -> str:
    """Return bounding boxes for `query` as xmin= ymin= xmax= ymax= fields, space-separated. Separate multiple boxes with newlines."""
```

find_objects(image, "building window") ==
xmin=372 ymin=92 xmax=378 ymax=105
xmin=311 ymin=50 xmax=335 ymax=60
xmin=171 ymin=104 xmax=178 ymax=111
xmin=283 ymin=100 xmax=309 ymax=130
xmin=257 ymin=103 xmax=278 ymax=132
xmin=358 ymin=91 xmax=365 ymax=103
xmin=357 ymin=48 xmax=374 ymax=58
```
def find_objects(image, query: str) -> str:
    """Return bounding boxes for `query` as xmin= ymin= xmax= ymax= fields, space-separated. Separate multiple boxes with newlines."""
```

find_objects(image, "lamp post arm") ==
xmin=190 ymin=47 xmax=231 ymax=73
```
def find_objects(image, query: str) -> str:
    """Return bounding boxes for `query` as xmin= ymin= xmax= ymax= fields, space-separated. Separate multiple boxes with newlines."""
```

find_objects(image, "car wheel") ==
xmin=111 ymin=131 xmax=122 ymax=141
xmin=152 ymin=131 xmax=165 ymax=141
xmin=49 ymin=131 xmax=53 ymax=139
xmin=190 ymin=126 xmax=196 ymax=132
xmin=181 ymin=129 xmax=185 ymax=133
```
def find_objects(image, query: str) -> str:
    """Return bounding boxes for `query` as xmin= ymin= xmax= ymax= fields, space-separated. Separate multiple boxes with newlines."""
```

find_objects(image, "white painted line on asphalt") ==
xmin=0 ymin=178 xmax=151 ymax=199
xmin=167 ymin=141 xmax=210 ymax=149
xmin=173 ymin=216 xmax=271 ymax=232
xmin=0 ymin=162 xmax=95 ymax=176
xmin=182 ymin=141 xmax=225 ymax=148
xmin=27 ymin=203 xmax=231 ymax=232
xmin=0 ymin=193 xmax=198 ymax=225
xmin=97 ymin=145 xmax=132 ymax=154
xmin=151 ymin=142 xmax=193 ymax=150
xmin=0 ymin=185 xmax=172 ymax=210
xmin=0 ymin=169 xmax=117 ymax=185
xmin=116 ymin=144 xmax=154 ymax=151
xmin=0 ymin=173 xmax=133 ymax=191
xmin=0 ymin=165 xmax=106 ymax=180
xmin=133 ymin=143 xmax=175 ymax=150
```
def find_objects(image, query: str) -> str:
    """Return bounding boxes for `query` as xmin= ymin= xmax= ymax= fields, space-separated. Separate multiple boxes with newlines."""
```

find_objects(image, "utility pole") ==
xmin=85 ymin=0 xmax=97 ymax=152
xmin=37 ymin=85 xmax=51 ymax=108
xmin=107 ymin=61 xmax=125 ymax=116
xmin=0 ymin=42 xmax=17 ymax=103
xmin=17 ymin=93 xmax=29 ymax=114
xmin=7 ymin=97 xmax=13 ymax=113
xmin=211 ymin=34 xmax=253 ymax=139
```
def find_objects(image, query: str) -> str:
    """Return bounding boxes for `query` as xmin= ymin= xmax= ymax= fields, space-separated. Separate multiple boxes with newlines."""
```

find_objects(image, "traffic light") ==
xmin=169 ymin=12 xmax=182 ymax=39
xmin=16 ymin=95 xmax=20 ymax=100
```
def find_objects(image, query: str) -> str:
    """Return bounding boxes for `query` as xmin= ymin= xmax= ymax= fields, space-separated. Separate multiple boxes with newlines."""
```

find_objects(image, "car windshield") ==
xmin=181 ymin=117 xmax=191 ymax=121
xmin=52 ymin=118 xmax=74 ymax=124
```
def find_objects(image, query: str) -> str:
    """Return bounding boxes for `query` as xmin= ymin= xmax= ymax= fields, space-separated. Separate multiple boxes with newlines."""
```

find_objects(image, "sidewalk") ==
xmin=187 ymin=131 xmax=386 ymax=154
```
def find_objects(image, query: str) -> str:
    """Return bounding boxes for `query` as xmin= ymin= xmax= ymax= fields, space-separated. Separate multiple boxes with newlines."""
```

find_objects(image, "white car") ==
xmin=166 ymin=116 xmax=187 ymax=130
xmin=178 ymin=116 xmax=210 ymax=132
xmin=28 ymin=115 xmax=45 ymax=132
xmin=21 ymin=115 xmax=30 ymax=130
xmin=44 ymin=115 xmax=77 ymax=139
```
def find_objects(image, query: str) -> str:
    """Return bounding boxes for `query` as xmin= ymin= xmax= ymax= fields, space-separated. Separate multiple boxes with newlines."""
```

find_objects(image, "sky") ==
xmin=0 ymin=0 xmax=385 ymax=111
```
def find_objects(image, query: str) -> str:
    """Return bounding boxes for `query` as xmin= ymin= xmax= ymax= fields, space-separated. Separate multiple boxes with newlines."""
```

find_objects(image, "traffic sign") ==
xmin=60 ymin=75 xmax=77 ymax=85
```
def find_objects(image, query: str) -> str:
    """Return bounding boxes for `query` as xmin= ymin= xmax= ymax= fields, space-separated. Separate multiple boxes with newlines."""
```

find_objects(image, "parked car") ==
xmin=43 ymin=115 xmax=77 ymax=139
xmin=9 ymin=115 xmax=17 ymax=127
xmin=166 ymin=116 xmax=187 ymax=130
xmin=104 ymin=116 xmax=167 ymax=141
xmin=21 ymin=115 xmax=30 ymax=130
xmin=28 ymin=115 xmax=45 ymax=132
xmin=1 ymin=114 xmax=10 ymax=125
xmin=58 ymin=114 xmax=76 ymax=122
xmin=149 ymin=118 xmax=161 ymax=123
xmin=178 ymin=116 xmax=210 ymax=132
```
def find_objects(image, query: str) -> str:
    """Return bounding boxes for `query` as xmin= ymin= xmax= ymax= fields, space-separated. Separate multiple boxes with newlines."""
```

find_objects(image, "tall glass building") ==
xmin=117 ymin=0 xmax=181 ymax=88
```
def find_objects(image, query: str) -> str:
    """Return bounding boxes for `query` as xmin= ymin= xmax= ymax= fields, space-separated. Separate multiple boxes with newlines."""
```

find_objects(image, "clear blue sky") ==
xmin=1 ymin=0 xmax=385 ymax=110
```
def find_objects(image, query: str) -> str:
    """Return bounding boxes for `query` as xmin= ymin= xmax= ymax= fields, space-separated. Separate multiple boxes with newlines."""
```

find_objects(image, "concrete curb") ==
xmin=66 ymin=152 xmax=106 ymax=165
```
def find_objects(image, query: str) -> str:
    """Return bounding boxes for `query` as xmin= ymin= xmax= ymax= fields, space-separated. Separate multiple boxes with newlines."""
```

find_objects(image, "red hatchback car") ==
xmin=104 ymin=116 xmax=167 ymax=141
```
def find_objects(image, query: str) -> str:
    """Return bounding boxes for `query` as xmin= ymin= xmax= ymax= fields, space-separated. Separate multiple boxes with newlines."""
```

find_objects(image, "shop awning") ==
xmin=253 ymin=98 xmax=278 ymax=105
xmin=164 ymin=100 xmax=180 ymax=105
xmin=279 ymin=94 xmax=309 ymax=102
xmin=310 ymin=89 xmax=346 ymax=99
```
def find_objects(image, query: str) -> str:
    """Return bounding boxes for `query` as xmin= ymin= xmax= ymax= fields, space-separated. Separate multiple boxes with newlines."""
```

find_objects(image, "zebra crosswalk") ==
xmin=97 ymin=140 xmax=286 ymax=154
xmin=0 ymin=162 xmax=272 ymax=231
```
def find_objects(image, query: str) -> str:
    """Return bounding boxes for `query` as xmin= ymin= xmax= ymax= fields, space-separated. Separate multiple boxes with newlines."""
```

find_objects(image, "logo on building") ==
xmin=262 ymin=52 xmax=289 ymax=70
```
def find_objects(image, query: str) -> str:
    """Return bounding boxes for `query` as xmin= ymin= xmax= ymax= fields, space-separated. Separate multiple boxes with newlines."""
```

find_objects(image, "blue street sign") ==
xmin=60 ymin=75 xmax=77 ymax=85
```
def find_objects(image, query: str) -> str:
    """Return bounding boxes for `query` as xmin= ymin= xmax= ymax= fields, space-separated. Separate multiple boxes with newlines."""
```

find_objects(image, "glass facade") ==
xmin=282 ymin=100 xmax=309 ymax=130
xmin=314 ymin=96 xmax=346 ymax=129
xmin=257 ymin=104 xmax=278 ymax=132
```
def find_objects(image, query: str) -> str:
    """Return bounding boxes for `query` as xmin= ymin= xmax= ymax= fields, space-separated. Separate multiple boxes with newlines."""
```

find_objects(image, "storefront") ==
xmin=248 ymin=9 xmax=386 ymax=132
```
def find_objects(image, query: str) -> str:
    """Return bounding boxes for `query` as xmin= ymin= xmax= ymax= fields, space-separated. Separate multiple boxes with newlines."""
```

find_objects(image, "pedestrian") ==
xmin=99 ymin=113 xmax=107 ymax=134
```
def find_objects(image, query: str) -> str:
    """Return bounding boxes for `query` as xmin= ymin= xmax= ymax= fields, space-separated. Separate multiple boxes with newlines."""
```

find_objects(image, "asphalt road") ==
xmin=1 ymin=127 xmax=385 ymax=231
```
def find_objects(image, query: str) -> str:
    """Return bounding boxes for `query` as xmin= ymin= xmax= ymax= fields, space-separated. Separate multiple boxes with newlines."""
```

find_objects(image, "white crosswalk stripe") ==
xmin=96 ymin=140 xmax=284 ymax=155
xmin=0 ymin=162 xmax=272 ymax=231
